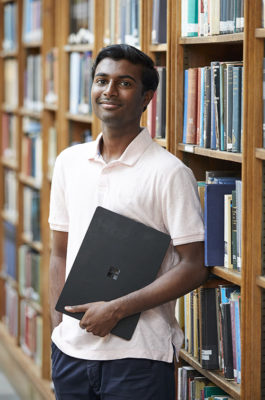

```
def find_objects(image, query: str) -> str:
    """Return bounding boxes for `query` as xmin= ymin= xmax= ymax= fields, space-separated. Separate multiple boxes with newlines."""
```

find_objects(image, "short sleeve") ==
xmin=48 ymin=153 xmax=69 ymax=232
xmin=162 ymin=165 xmax=205 ymax=246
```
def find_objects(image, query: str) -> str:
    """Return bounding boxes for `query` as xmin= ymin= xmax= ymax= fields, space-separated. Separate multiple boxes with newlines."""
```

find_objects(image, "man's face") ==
xmin=91 ymin=58 xmax=152 ymax=129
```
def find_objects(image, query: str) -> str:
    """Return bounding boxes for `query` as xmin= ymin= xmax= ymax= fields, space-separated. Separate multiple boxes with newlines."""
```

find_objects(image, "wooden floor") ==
xmin=0 ymin=323 xmax=55 ymax=400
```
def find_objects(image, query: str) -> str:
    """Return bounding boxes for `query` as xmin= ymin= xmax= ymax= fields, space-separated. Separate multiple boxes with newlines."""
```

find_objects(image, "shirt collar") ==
xmin=87 ymin=128 xmax=153 ymax=166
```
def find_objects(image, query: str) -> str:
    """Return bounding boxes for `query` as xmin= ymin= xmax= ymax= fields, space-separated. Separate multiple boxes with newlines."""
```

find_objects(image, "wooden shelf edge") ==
xmin=1 ymin=209 xmax=18 ymax=225
xmin=66 ymin=111 xmax=93 ymax=123
xmin=0 ymin=49 xmax=18 ymax=58
xmin=178 ymin=143 xmax=242 ymax=163
xmin=256 ymin=275 xmax=265 ymax=289
xmin=255 ymin=28 xmax=265 ymax=38
xmin=149 ymin=43 xmax=167 ymax=52
xmin=64 ymin=44 xmax=94 ymax=52
xmin=154 ymin=137 xmax=167 ymax=147
xmin=1 ymin=156 xmax=18 ymax=170
xmin=179 ymin=349 xmax=241 ymax=400
xmin=44 ymin=103 xmax=58 ymax=112
xmin=0 ymin=322 xmax=54 ymax=400
xmin=211 ymin=266 xmax=241 ymax=286
xmin=179 ymin=32 xmax=244 ymax=45
xmin=19 ymin=107 xmax=43 ymax=119
xmin=19 ymin=173 xmax=42 ymax=190
xmin=22 ymin=40 xmax=42 ymax=49
xmin=256 ymin=147 xmax=265 ymax=160
xmin=21 ymin=233 xmax=43 ymax=253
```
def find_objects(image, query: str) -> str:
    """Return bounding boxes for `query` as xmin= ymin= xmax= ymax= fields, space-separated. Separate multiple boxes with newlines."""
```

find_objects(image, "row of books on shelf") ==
xmin=23 ymin=187 xmax=41 ymax=242
xmin=181 ymin=0 xmax=244 ymax=38
xmin=198 ymin=171 xmax=242 ymax=270
xmin=2 ymin=113 xmax=17 ymax=162
xmin=3 ymin=224 xmax=41 ymax=306
xmin=147 ymin=66 xmax=167 ymax=139
xmin=69 ymin=0 xmax=94 ymax=45
xmin=24 ymin=54 xmax=43 ymax=112
xmin=178 ymin=364 xmax=234 ymax=400
xmin=69 ymin=51 xmax=93 ymax=115
xmin=4 ymin=282 xmax=42 ymax=366
xmin=3 ymin=170 xmax=17 ymax=223
xmin=2 ymin=1 xmax=17 ymax=52
xmin=182 ymin=282 xmax=241 ymax=383
xmin=183 ymin=62 xmax=243 ymax=153
xmin=21 ymin=118 xmax=42 ymax=183
xmin=23 ymin=0 xmax=42 ymax=44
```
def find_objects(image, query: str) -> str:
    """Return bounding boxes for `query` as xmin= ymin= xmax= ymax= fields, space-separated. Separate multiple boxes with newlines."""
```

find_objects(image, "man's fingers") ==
xmin=64 ymin=305 xmax=87 ymax=312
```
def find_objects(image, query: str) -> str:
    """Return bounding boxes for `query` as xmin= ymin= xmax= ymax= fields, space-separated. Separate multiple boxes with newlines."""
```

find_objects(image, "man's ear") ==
xmin=143 ymin=90 xmax=155 ymax=110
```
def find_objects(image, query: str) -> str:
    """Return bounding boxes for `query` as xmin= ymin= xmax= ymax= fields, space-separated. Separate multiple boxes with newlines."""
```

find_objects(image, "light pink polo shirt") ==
xmin=49 ymin=128 xmax=204 ymax=362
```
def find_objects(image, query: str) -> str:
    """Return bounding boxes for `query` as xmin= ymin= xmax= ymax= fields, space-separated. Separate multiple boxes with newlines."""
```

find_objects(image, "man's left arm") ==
xmin=65 ymin=241 xmax=209 ymax=337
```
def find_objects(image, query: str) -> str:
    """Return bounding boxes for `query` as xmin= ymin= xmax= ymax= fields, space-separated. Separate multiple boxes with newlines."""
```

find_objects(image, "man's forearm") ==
xmin=111 ymin=254 xmax=209 ymax=321
xmin=49 ymin=255 xmax=66 ymax=331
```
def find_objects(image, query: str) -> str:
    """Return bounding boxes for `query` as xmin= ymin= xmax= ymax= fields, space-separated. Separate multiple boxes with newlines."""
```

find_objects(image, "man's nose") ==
xmin=103 ymin=80 xmax=118 ymax=96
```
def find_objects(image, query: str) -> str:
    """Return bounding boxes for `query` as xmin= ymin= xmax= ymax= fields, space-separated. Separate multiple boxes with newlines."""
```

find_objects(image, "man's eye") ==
xmin=120 ymin=81 xmax=131 ymax=87
xmin=96 ymin=79 xmax=107 ymax=85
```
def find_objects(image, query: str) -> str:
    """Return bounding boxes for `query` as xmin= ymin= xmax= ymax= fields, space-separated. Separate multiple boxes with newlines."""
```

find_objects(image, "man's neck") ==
xmin=100 ymin=126 xmax=142 ymax=163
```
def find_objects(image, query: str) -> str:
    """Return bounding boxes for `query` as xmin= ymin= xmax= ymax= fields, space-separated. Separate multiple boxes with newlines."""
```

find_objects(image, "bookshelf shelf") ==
xmin=18 ymin=108 xmax=42 ymax=119
xmin=22 ymin=40 xmax=42 ymax=49
xmin=255 ymin=28 xmax=265 ymax=38
xmin=0 ymin=270 xmax=18 ymax=289
xmin=177 ymin=143 xmax=243 ymax=163
xmin=0 ymin=322 xmax=54 ymax=400
xmin=179 ymin=33 xmax=244 ymax=45
xmin=0 ymin=50 xmax=18 ymax=58
xmin=44 ymin=103 xmax=58 ymax=112
xmin=1 ymin=156 xmax=18 ymax=170
xmin=1 ymin=210 xmax=18 ymax=226
xmin=21 ymin=234 xmax=43 ymax=253
xmin=154 ymin=138 xmax=167 ymax=147
xmin=179 ymin=349 xmax=241 ymax=400
xmin=64 ymin=44 xmax=94 ymax=52
xmin=255 ymin=147 xmax=265 ymax=160
xmin=256 ymin=275 xmax=265 ymax=289
xmin=19 ymin=173 xmax=42 ymax=190
xmin=211 ymin=266 xmax=241 ymax=286
xmin=2 ymin=104 xmax=18 ymax=113
xmin=66 ymin=111 xmax=93 ymax=123
xmin=149 ymin=43 xmax=167 ymax=52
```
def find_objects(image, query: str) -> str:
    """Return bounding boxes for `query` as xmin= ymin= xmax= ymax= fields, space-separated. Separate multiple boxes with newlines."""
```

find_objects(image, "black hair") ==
xmin=91 ymin=44 xmax=159 ymax=93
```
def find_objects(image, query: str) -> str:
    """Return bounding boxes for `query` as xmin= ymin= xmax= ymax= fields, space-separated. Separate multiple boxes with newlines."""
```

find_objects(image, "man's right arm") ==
xmin=49 ymin=230 xmax=68 ymax=331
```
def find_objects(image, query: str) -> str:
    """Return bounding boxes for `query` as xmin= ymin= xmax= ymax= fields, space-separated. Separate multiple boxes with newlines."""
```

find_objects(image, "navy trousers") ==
xmin=51 ymin=342 xmax=175 ymax=400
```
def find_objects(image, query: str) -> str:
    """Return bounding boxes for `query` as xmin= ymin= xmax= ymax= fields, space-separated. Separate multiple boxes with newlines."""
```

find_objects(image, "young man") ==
xmin=49 ymin=44 xmax=208 ymax=400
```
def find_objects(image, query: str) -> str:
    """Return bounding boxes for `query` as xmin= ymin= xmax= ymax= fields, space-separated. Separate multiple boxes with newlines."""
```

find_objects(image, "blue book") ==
xmin=182 ymin=69 xmax=189 ymax=143
xmin=210 ymin=62 xmax=220 ymax=150
xmin=232 ymin=66 xmax=242 ymax=152
xmin=187 ymin=0 xmax=198 ymax=37
xmin=204 ymin=183 xmax=235 ymax=266
xmin=199 ymin=67 xmax=205 ymax=147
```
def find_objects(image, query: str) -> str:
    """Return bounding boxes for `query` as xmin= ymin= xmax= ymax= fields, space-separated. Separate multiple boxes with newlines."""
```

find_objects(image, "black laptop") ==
xmin=55 ymin=206 xmax=171 ymax=340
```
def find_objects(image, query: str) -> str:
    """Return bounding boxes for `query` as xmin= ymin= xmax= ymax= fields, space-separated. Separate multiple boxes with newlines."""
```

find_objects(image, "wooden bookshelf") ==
xmin=0 ymin=0 xmax=264 ymax=399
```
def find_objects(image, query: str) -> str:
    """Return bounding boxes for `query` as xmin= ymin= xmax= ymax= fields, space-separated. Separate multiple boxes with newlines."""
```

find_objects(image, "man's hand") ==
xmin=65 ymin=301 xmax=120 ymax=337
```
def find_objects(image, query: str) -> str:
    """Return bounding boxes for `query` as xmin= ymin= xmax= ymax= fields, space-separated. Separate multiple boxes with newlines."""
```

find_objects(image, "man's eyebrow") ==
xmin=94 ymin=72 xmax=137 ymax=82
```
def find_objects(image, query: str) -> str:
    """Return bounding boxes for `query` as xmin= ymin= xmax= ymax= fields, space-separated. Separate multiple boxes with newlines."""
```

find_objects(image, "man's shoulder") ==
xmin=57 ymin=140 xmax=97 ymax=162
xmin=148 ymin=141 xmax=188 ymax=171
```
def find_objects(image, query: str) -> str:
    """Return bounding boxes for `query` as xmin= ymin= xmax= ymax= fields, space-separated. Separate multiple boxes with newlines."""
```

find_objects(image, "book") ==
xmin=4 ymin=221 xmax=17 ymax=280
xmin=232 ymin=66 xmax=242 ymax=153
xmin=210 ymin=61 xmax=220 ymax=150
xmin=231 ymin=190 xmax=237 ymax=270
xmin=151 ymin=0 xmax=167 ymax=44
xmin=199 ymin=287 xmax=219 ymax=370
xmin=220 ymin=302 xmax=234 ymax=379
xmin=224 ymin=194 xmax=233 ymax=269
xmin=155 ymin=66 xmax=167 ymax=138
xmin=203 ymin=66 xmax=211 ymax=148
xmin=181 ymin=0 xmax=198 ymax=37
xmin=183 ymin=68 xmax=198 ymax=144
xmin=3 ymin=2 xmax=17 ymax=51
xmin=204 ymin=183 xmax=235 ymax=266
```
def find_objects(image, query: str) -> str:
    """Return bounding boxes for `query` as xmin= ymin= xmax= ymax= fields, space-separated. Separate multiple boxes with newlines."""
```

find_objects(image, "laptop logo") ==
xmin=107 ymin=266 xmax=121 ymax=280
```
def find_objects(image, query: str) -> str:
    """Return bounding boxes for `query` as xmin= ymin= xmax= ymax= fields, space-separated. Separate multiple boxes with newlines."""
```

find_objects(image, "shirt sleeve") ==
xmin=161 ymin=165 xmax=205 ymax=246
xmin=48 ymin=152 xmax=69 ymax=232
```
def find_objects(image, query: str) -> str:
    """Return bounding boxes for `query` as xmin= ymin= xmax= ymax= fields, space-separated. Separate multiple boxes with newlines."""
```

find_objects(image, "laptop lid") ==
xmin=55 ymin=206 xmax=171 ymax=340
